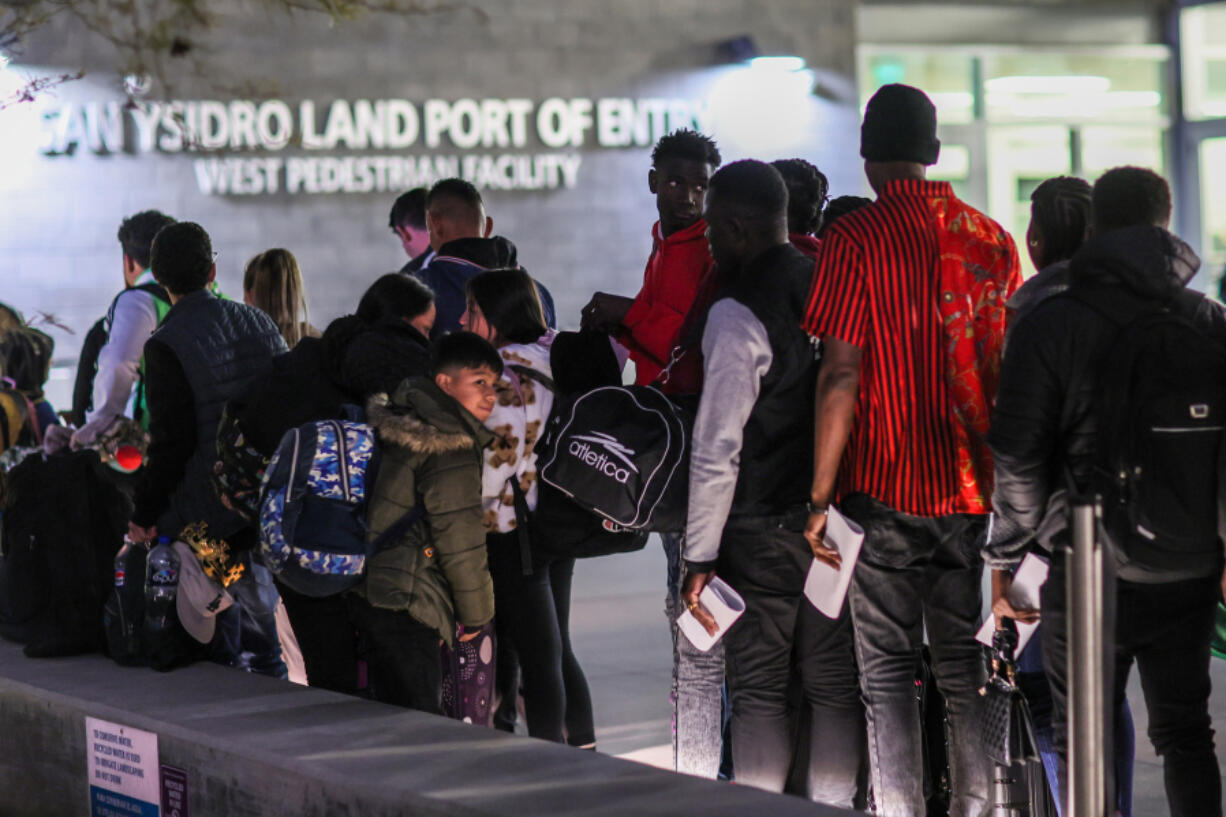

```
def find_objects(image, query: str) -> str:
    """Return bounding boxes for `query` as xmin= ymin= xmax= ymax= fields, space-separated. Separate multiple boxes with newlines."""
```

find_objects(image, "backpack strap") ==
xmin=369 ymin=504 xmax=426 ymax=554
xmin=507 ymin=476 xmax=535 ymax=576
xmin=509 ymin=364 xmax=555 ymax=393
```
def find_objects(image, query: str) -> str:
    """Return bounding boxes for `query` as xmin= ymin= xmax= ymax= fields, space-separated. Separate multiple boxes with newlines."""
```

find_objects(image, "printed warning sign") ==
xmin=86 ymin=716 xmax=160 ymax=817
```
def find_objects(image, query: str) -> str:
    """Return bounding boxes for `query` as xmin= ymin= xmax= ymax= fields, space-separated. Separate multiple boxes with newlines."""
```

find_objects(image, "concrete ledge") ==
xmin=0 ymin=640 xmax=852 ymax=816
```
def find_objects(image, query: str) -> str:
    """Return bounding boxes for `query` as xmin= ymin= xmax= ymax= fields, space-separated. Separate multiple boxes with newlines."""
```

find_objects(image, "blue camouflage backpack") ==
xmin=258 ymin=413 xmax=421 ymax=597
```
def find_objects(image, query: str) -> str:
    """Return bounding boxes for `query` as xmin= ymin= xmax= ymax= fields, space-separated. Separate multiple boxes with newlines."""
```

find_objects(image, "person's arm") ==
xmin=984 ymin=311 xmax=1065 ymax=622
xmin=799 ymin=229 xmax=867 ymax=562
xmin=802 ymin=338 xmax=862 ymax=565
xmin=130 ymin=338 xmax=196 ymax=533
xmin=419 ymin=449 xmax=494 ymax=632
xmin=679 ymin=299 xmax=772 ymax=635
xmin=75 ymin=289 xmax=158 ymax=445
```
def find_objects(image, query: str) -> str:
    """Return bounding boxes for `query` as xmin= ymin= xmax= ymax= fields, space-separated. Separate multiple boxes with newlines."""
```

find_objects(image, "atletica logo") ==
xmin=568 ymin=432 xmax=638 ymax=484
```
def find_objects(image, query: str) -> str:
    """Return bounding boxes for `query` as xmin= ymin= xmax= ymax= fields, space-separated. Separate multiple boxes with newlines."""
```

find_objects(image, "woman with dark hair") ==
xmin=1006 ymin=176 xmax=1093 ymax=321
xmin=341 ymin=273 xmax=436 ymax=399
xmin=462 ymin=267 xmax=595 ymax=748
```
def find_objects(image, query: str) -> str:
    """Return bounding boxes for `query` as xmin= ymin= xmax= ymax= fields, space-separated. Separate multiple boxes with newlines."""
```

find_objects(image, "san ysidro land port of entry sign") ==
xmin=86 ymin=716 xmax=160 ymax=817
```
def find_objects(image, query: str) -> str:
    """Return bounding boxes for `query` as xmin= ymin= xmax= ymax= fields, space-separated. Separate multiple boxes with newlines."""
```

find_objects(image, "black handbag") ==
xmin=979 ymin=622 xmax=1041 ymax=767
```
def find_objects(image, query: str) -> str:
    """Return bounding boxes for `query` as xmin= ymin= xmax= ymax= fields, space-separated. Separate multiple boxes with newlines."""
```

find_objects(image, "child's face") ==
xmin=436 ymin=364 xmax=499 ymax=422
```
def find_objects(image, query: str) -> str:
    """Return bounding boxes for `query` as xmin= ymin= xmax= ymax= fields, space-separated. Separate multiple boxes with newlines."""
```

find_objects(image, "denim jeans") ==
xmin=664 ymin=532 xmax=725 ymax=778
xmin=1042 ymin=554 xmax=1221 ymax=817
xmin=212 ymin=556 xmax=287 ymax=679
xmin=842 ymin=493 xmax=990 ymax=817
xmin=718 ymin=514 xmax=865 ymax=807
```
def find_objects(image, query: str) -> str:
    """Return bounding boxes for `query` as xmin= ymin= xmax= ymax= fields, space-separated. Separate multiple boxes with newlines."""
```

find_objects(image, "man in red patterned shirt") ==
xmin=801 ymin=84 xmax=1021 ymax=817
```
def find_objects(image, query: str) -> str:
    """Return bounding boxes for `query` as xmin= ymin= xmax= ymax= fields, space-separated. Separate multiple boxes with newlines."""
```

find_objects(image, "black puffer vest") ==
xmin=726 ymin=244 xmax=820 ymax=517
xmin=152 ymin=290 xmax=285 ymax=539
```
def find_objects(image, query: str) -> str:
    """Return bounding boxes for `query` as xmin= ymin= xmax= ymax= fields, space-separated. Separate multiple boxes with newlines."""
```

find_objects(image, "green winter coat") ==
xmin=353 ymin=377 xmax=495 ymax=645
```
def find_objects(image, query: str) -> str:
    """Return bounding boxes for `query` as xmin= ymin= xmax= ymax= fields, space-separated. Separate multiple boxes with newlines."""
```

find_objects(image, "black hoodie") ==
xmin=986 ymin=225 xmax=1226 ymax=581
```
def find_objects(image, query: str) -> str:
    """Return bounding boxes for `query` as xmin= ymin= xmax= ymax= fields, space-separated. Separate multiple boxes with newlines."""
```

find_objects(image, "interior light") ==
xmin=985 ymin=75 xmax=1111 ymax=95
xmin=749 ymin=55 xmax=807 ymax=72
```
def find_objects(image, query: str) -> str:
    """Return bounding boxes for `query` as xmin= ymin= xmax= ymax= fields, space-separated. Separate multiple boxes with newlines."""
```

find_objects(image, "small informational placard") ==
xmin=160 ymin=765 xmax=189 ymax=817
xmin=86 ymin=716 xmax=160 ymax=817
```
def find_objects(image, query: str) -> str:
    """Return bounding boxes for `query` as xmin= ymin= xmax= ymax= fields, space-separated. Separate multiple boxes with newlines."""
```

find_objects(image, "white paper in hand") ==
xmin=678 ymin=576 xmax=746 ymax=652
xmin=975 ymin=552 xmax=1050 ymax=659
xmin=803 ymin=505 xmax=865 ymax=619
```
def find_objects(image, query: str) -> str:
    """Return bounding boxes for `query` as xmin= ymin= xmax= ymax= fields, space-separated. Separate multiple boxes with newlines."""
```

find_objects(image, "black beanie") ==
xmin=860 ymin=84 xmax=941 ymax=166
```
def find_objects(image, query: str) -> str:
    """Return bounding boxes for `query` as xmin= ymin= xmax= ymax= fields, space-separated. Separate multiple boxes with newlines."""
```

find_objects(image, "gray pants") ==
xmin=663 ymin=532 xmax=725 ymax=778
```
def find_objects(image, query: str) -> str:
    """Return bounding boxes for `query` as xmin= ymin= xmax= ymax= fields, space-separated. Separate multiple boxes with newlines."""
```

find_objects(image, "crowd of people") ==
xmin=0 ymin=81 xmax=1222 ymax=817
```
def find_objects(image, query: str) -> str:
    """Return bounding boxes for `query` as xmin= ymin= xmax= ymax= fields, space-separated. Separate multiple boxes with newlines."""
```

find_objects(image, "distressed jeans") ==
xmin=663 ymin=532 xmax=725 ymax=778
xmin=842 ymin=493 xmax=991 ymax=817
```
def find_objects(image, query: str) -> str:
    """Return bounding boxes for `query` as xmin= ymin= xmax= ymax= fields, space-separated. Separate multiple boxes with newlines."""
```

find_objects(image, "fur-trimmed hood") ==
xmin=366 ymin=377 xmax=493 ymax=455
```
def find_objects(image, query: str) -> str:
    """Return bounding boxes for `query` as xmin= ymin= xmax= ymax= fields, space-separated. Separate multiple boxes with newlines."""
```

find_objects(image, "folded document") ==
xmin=803 ymin=505 xmax=866 ymax=619
xmin=974 ymin=552 xmax=1050 ymax=659
xmin=678 ymin=576 xmax=746 ymax=652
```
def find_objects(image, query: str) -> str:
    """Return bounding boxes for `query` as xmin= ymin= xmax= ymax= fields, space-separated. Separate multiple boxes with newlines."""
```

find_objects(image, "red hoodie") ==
xmin=789 ymin=232 xmax=822 ymax=259
xmin=620 ymin=219 xmax=717 ymax=393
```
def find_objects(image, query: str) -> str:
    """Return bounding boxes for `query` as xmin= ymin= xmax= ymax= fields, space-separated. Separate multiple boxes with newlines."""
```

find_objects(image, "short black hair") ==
xmin=651 ymin=129 xmax=721 ymax=169
xmin=117 ymin=210 xmax=176 ymax=269
xmin=818 ymin=196 xmax=873 ymax=238
xmin=427 ymin=178 xmax=484 ymax=225
xmin=1030 ymin=176 xmax=1092 ymax=268
xmin=708 ymin=160 xmax=788 ymax=222
xmin=388 ymin=188 xmax=427 ymax=230
xmin=771 ymin=158 xmax=829 ymax=235
xmin=430 ymin=331 xmax=504 ymax=378
xmin=466 ymin=268 xmax=546 ymax=346
xmin=149 ymin=222 xmax=213 ymax=296
xmin=357 ymin=273 xmax=434 ymax=324
xmin=1092 ymin=166 xmax=1171 ymax=234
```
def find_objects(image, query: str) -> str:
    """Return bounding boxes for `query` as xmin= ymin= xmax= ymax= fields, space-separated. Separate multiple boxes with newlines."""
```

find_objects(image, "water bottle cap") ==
xmin=157 ymin=536 xmax=171 ymax=544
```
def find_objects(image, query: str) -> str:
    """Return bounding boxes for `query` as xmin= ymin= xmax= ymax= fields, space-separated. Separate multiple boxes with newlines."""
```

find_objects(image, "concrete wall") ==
xmin=0 ymin=0 xmax=861 ymax=408
xmin=0 ymin=640 xmax=853 ymax=816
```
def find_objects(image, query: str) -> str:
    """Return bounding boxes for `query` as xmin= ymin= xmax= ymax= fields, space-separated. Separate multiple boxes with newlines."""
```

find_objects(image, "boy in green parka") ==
xmin=350 ymin=331 xmax=500 ymax=715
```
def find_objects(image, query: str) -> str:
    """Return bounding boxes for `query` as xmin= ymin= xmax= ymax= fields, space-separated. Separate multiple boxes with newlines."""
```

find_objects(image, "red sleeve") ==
xmin=802 ymin=228 xmax=868 ymax=349
xmin=621 ymin=288 xmax=686 ymax=369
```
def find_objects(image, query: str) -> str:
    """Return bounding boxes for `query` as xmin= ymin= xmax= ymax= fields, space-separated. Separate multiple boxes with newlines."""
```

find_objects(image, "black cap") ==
xmin=860 ymin=84 xmax=941 ymax=166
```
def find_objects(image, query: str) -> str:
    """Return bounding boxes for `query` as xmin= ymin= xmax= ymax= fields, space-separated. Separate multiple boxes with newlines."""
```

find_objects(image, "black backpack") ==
xmin=1073 ymin=285 xmax=1226 ymax=574
xmin=0 ymin=450 xmax=129 ymax=656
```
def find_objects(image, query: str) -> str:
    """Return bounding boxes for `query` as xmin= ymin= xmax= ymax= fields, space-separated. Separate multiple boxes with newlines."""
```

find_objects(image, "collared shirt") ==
xmin=803 ymin=178 xmax=1021 ymax=517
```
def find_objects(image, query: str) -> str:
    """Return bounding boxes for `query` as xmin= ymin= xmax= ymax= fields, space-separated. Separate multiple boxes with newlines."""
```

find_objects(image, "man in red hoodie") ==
xmin=582 ymin=129 xmax=722 ymax=394
xmin=581 ymin=128 xmax=724 ymax=778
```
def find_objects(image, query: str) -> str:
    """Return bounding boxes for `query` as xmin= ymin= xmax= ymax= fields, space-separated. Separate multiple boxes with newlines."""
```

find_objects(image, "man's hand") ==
xmin=991 ymin=569 xmax=1039 ymax=626
xmin=580 ymin=292 xmax=634 ymax=332
xmin=127 ymin=522 xmax=157 ymax=543
xmin=680 ymin=570 xmax=718 ymax=637
xmin=803 ymin=511 xmax=842 ymax=569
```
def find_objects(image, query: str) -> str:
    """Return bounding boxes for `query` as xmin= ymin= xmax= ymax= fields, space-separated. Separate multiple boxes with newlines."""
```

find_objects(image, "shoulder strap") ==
xmin=507 ymin=476 xmax=535 ymax=576
xmin=369 ymin=504 xmax=426 ymax=554
xmin=509 ymin=364 xmax=555 ymax=393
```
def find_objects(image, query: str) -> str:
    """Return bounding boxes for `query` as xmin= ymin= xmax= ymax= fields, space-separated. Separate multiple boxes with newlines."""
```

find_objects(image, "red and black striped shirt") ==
xmin=803 ymin=179 xmax=1021 ymax=517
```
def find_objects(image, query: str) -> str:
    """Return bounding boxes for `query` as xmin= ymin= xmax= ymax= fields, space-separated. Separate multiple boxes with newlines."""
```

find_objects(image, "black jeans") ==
xmin=1042 ymin=555 xmax=1222 ymax=817
xmin=718 ymin=513 xmax=865 ymax=807
xmin=278 ymin=582 xmax=359 ymax=695
xmin=348 ymin=595 xmax=443 ymax=715
xmin=487 ymin=533 xmax=595 ymax=745
xmin=840 ymin=492 xmax=990 ymax=817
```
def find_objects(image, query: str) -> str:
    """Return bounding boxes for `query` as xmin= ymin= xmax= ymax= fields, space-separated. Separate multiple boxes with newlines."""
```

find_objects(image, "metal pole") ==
xmin=1067 ymin=500 xmax=1107 ymax=817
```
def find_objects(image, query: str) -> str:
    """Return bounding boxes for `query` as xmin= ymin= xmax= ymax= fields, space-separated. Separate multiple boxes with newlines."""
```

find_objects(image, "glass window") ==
xmin=982 ymin=54 xmax=1167 ymax=124
xmin=859 ymin=53 xmax=975 ymax=124
xmin=987 ymin=126 xmax=1071 ymax=278
xmin=1182 ymin=3 xmax=1226 ymax=121
xmin=1199 ymin=138 xmax=1226 ymax=274
xmin=1080 ymin=127 xmax=1165 ymax=180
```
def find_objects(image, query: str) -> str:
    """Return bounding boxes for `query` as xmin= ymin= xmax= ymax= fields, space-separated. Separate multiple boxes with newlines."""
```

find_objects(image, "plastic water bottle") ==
xmin=103 ymin=536 xmax=149 ymax=663
xmin=144 ymin=536 xmax=180 ymax=637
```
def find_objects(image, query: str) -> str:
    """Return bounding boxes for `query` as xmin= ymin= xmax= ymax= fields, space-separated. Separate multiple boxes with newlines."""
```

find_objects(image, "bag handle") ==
xmin=507 ymin=476 xmax=534 ymax=576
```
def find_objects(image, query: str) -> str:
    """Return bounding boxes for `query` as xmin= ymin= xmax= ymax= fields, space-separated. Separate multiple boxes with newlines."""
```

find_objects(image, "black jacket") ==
xmin=987 ymin=226 xmax=1226 ymax=580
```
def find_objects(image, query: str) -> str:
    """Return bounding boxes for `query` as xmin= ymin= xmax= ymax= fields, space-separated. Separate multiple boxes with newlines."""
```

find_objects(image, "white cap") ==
xmin=172 ymin=541 xmax=234 ymax=644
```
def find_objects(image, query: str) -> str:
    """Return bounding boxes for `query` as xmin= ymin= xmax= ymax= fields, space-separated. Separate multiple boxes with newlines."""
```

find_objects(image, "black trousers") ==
xmin=718 ymin=514 xmax=865 ymax=807
xmin=278 ymin=582 xmax=359 ymax=695
xmin=487 ymin=532 xmax=595 ymax=745
xmin=349 ymin=595 xmax=443 ymax=716
xmin=1043 ymin=556 xmax=1222 ymax=817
